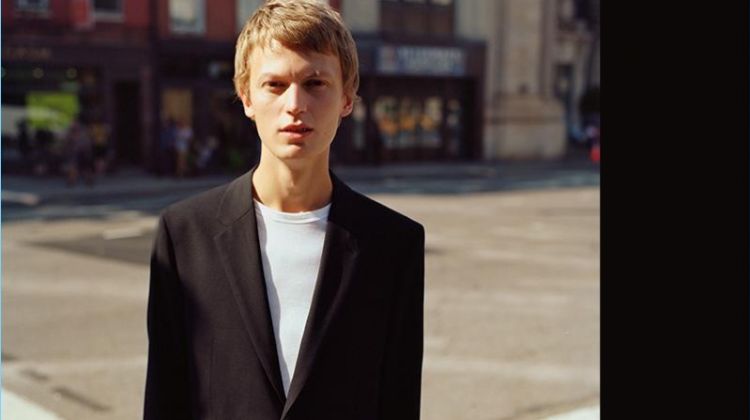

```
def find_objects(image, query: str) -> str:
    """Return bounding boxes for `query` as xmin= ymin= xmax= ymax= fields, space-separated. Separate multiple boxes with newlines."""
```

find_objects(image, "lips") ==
xmin=279 ymin=124 xmax=313 ymax=142
xmin=280 ymin=124 xmax=313 ymax=134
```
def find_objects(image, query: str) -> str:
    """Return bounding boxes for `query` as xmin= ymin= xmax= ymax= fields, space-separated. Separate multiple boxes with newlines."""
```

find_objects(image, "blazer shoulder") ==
xmin=160 ymin=181 xmax=231 ymax=227
xmin=346 ymin=186 xmax=424 ymax=239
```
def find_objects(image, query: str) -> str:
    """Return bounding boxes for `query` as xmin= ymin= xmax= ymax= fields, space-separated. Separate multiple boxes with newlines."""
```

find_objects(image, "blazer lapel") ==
xmin=281 ymin=172 xmax=360 ymax=418
xmin=213 ymin=168 xmax=286 ymax=404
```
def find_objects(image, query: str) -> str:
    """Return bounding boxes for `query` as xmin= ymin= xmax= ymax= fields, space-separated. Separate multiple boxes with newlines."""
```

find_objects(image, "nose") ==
xmin=284 ymin=84 xmax=307 ymax=117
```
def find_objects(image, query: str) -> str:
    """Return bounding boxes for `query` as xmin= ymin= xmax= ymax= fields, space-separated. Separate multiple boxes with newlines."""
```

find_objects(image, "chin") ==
xmin=282 ymin=144 xmax=331 ymax=163
xmin=267 ymin=145 xmax=310 ymax=162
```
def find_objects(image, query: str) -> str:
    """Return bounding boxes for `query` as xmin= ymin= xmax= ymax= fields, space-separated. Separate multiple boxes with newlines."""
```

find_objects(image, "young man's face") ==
xmin=241 ymin=39 xmax=353 ymax=164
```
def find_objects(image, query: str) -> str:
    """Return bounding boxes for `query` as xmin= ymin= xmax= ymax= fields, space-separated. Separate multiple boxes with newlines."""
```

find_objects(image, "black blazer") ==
xmin=144 ymin=167 xmax=425 ymax=420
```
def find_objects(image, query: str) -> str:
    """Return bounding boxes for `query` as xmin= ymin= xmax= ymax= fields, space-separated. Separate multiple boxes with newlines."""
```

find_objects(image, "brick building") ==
xmin=2 ymin=0 xmax=154 ymax=168
xmin=1 ymin=0 xmax=598 ymax=172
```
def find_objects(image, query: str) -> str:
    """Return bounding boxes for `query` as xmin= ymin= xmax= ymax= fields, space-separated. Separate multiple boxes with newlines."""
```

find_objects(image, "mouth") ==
xmin=279 ymin=124 xmax=313 ymax=142
xmin=280 ymin=124 xmax=313 ymax=134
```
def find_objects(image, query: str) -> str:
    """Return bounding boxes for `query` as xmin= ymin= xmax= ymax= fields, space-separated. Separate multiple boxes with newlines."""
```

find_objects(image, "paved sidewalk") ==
xmin=2 ymin=158 xmax=598 ymax=207
xmin=1 ymin=386 xmax=597 ymax=420
xmin=2 ymin=177 xmax=599 ymax=419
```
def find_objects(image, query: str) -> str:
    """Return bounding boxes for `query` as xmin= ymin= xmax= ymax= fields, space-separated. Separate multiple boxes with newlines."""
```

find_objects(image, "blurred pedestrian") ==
xmin=90 ymin=120 xmax=111 ymax=176
xmin=195 ymin=135 xmax=218 ymax=175
xmin=32 ymin=127 xmax=54 ymax=176
xmin=63 ymin=119 xmax=95 ymax=186
xmin=16 ymin=118 xmax=32 ymax=173
xmin=17 ymin=119 xmax=31 ymax=170
xmin=158 ymin=118 xmax=177 ymax=176
xmin=174 ymin=119 xmax=193 ymax=178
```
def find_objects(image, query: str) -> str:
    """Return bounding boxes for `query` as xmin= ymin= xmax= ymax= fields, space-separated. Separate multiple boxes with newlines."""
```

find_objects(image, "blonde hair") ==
xmin=234 ymin=0 xmax=360 ymax=101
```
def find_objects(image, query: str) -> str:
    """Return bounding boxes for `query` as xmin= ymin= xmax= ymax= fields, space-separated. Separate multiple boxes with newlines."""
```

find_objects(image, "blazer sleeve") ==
xmin=379 ymin=224 xmax=425 ymax=420
xmin=143 ymin=213 xmax=192 ymax=420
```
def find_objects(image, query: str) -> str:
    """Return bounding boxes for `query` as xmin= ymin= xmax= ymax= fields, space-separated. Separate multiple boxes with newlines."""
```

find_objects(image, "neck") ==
xmin=251 ymin=151 xmax=332 ymax=213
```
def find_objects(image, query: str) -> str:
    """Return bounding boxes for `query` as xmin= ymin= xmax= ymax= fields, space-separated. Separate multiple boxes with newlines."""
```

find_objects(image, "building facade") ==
xmin=2 ymin=0 xmax=599 ymax=172
xmin=2 ymin=0 xmax=155 ymax=169
xmin=343 ymin=0 xmax=599 ymax=161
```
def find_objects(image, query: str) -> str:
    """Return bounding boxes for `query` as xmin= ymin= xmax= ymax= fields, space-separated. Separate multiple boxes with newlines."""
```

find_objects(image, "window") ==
xmin=93 ymin=0 xmax=123 ymax=20
xmin=93 ymin=0 xmax=120 ymax=12
xmin=380 ymin=0 xmax=454 ymax=37
xmin=15 ymin=0 xmax=49 ymax=12
xmin=170 ymin=0 xmax=205 ymax=34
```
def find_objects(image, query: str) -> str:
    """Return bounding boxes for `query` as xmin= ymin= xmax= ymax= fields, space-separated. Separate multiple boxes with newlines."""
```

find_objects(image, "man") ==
xmin=143 ymin=1 xmax=425 ymax=419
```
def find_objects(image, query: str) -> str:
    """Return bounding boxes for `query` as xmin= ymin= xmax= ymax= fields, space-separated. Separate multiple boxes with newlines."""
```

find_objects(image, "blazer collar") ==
xmin=213 ymin=166 xmax=285 ymax=403
xmin=282 ymin=170 xmax=361 ymax=418
xmin=214 ymin=165 xmax=361 ymax=414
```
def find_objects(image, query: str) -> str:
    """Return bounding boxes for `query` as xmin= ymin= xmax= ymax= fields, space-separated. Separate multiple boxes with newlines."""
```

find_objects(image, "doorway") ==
xmin=113 ymin=81 xmax=141 ymax=165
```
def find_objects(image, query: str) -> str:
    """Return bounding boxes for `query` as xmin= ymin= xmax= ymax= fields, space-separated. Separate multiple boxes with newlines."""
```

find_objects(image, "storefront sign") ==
xmin=376 ymin=45 xmax=466 ymax=77
xmin=3 ymin=47 xmax=52 ymax=62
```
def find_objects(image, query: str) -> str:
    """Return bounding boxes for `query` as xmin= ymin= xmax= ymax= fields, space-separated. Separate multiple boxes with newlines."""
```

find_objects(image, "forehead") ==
xmin=249 ymin=40 xmax=342 ymax=79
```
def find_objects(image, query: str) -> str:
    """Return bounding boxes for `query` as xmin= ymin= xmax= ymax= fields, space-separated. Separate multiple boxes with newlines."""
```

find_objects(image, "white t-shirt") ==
xmin=254 ymin=199 xmax=330 ymax=396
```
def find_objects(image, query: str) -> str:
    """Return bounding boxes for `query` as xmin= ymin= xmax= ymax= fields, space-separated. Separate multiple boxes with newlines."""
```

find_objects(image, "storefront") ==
xmin=1 ymin=42 xmax=152 ymax=172
xmin=152 ymin=38 xmax=485 ymax=171
xmin=155 ymin=39 xmax=260 ymax=174
xmin=333 ymin=38 xmax=485 ymax=165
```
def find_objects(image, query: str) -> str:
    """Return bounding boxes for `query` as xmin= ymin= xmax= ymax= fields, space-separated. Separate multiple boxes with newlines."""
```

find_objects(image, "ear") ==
xmin=239 ymin=90 xmax=255 ymax=120
xmin=340 ymin=94 xmax=354 ymax=118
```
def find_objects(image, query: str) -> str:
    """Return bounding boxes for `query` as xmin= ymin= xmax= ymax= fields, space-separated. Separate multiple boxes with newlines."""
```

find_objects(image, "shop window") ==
xmin=170 ymin=0 xmax=205 ymax=34
xmin=374 ymin=96 xmax=399 ymax=150
xmin=380 ymin=0 xmax=454 ymax=37
xmin=421 ymin=97 xmax=442 ymax=149
xmin=15 ymin=0 xmax=48 ymax=12
xmin=162 ymin=88 xmax=193 ymax=130
xmin=375 ymin=95 xmax=445 ymax=153
xmin=93 ymin=0 xmax=122 ymax=20
xmin=396 ymin=97 xmax=419 ymax=149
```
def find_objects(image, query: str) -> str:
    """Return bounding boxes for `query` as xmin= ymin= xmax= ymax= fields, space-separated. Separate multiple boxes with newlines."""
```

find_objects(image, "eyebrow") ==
xmin=258 ymin=69 xmax=333 ymax=80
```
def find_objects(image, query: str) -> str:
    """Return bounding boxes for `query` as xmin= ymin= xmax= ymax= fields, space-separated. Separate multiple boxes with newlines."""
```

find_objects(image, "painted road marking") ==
xmin=545 ymin=405 xmax=600 ymax=419
xmin=2 ymin=389 xmax=63 ymax=420
xmin=102 ymin=227 xmax=144 ymax=240
xmin=2 ymin=191 xmax=41 ymax=206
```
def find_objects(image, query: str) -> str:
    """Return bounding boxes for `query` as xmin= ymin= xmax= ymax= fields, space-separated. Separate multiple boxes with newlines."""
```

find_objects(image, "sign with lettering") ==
xmin=376 ymin=45 xmax=466 ymax=76
xmin=3 ymin=47 xmax=53 ymax=62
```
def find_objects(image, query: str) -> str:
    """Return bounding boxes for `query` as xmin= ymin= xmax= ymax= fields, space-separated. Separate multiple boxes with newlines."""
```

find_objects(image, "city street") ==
xmin=2 ymin=167 xmax=599 ymax=419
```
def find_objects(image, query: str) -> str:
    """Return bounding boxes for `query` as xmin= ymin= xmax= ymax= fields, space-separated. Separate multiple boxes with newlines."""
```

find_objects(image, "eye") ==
xmin=305 ymin=79 xmax=326 ymax=88
xmin=263 ymin=81 xmax=286 ymax=91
